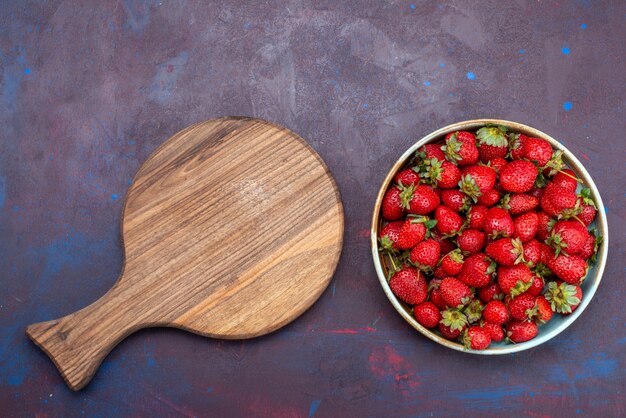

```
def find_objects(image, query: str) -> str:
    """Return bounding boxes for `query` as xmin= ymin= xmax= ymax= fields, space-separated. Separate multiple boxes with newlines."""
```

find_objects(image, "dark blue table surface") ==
xmin=1 ymin=1 xmax=625 ymax=417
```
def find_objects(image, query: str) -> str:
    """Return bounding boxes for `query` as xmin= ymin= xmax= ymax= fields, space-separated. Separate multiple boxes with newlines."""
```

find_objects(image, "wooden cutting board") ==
xmin=26 ymin=117 xmax=344 ymax=391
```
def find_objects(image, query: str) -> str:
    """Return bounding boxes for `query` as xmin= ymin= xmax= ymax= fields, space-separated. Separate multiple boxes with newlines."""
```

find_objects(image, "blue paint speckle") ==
xmin=128 ymin=140 xmax=136 ymax=145
xmin=466 ymin=71 xmax=476 ymax=80
xmin=423 ymin=81 xmax=431 ymax=86
xmin=207 ymin=387 xmax=214 ymax=393
xmin=603 ymin=206 xmax=608 ymax=214
xmin=562 ymin=47 xmax=570 ymax=55
xmin=362 ymin=103 xmax=369 ymax=109
xmin=577 ymin=409 xmax=583 ymax=414
xmin=581 ymin=23 xmax=587 ymax=29
xmin=563 ymin=101 xmax=573 ymax=111
xmin=409 ymin=4 xmax=416 ymax=10
xmin=8 ymin=374 xmax=23 ymax=385
xmin=529 ymin=391 xmax=534 ymax=397
xmin=0 ymin=176 xmax=6 ymax=209
xmin=439 ymin=63 xmax=445 ymax=68
xmin=309 ymin=399 xmax=322 ymax=417
xmin=111 ymin=193 xmax=120 ymax=200
xmin=24 ymin=68 xmax=31 ymax=75
xmin=244 ymin=22 xmax=252 ymax=29
xmin=519 ymin=49 xmax=525 ymax=54
xmin=448 ymin=92 xmax=453 ymax=97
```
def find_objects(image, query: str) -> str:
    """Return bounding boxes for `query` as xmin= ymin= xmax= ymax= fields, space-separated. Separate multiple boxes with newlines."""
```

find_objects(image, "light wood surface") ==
xmin=26 ymin=117 xmax=344 ymax=390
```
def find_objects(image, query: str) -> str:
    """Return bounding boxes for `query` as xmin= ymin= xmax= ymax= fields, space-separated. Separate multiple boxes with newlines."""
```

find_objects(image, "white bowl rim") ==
xmin=370 ymin=119 xmax=609 ymax=354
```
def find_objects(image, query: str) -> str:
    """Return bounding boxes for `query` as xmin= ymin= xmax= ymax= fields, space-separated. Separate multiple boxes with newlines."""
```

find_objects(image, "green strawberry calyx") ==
xmin=417 ymin=157 xmax=444 ymax=186
xmin=398 ymin=183 xmax=416 ymax=210
xmin=463 ymin=299 xmax=484 ymax=324
xmin=509 ymin=279 xmax=533 ymax=298
xmin=440 ymin=308 xmax=468 ymax=332
xmin=578 ymin=187 xmax=598 ymax=210
xmin=476 ymin=126 xmax=508 ymax=147
xmin=511 ymin=238 xmax=526 ymax=265
xmin=544 ymin=282 xmax=580 ymax=314
xmin=546 ymin=230 xmax=569 ymax=257
xmin=442 ymin=133 xmax=463 ymax=163
xmin=458 ymin=174 xmax=482 ymax=202
xmin=542 ymin=150 xmax=564 ymax=176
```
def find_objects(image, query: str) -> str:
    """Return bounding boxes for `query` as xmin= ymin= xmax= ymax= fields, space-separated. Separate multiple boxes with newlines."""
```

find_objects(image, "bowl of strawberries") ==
xmin=371 ymin=119 xmax=608 ymax=353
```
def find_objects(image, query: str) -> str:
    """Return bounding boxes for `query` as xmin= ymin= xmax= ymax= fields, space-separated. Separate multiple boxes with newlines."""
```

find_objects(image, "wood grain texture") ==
xmin=25 ymin=117 xmax=344 ymax=391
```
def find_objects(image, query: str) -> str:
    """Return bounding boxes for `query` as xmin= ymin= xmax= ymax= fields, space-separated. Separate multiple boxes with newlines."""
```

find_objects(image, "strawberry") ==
xmin=396 ymin=217 xmax=431 ymax=250
xmin=522 ymin=137 xmax=552 ymax=167
xmin=500 ymin=160 xmax=538 ymax=193
xmin=488 ymin=157 xmax=508 ymax=174
xmin=443 ymin=131 xmax=479 ymax=166
xmin=506 ymin=320 xmax=538 ymax=343
xmin=410 ymin=239 xmax=441 ymax=268
xmin=476 ymin=126 xmax=508 ymax=162
xmin=419 ymin=158 xmax=462 ymax=189
xmin=486 ymin=238 xmax=525 ymax=266
xmin=379 ymin=221 xmax=403 ymax=252
xmin=483 ymin=207 xmax=515 ymax=238
xmin=547 ymin=220 xmax=587 ymax=256
xmin=513 ymin=211 xmax=539 ymax=243
xmin=467 ymin=205 xmax=488 ymax=230
xmin=381 ymin=186 xmax=405 ymax=220
xmin=394 ymin=168 xmax=420 ymax=186
xmin=483 ymin=300 xmax=509 ymax=325
xmin=440 ymin=277 xmax=473 ymax=307
xmin=418 ymin=143 xmax=446 ymax=161
xmin=441 ymin=189 xmax=469 ymax=212
xmin=525 ymin=274 xmax=544 ymax=296
xmin=508 ymin=133 xmax=529 ymax=160
xmin=457 ymin=229 xmax=486 ymax=255
xmin=389 ymin=267 xmax=428 ymax=305
xmin=528 ymin=186 xmax=544 ymax=200
xmin=476 ymin=188 xmax=500 ymax=207
xmin=434 ymin=205 xmax=463 ymax=236
xmin=429 ymin=280 xmax=448 ymax=309
xmin=431 ymin=231 xmax=456 ymax=254
xmin=478 ymin=283 xmax=503 ymax=303
xmin=483 ymin=322 xmax=505 ymax=342
xmin=501 ymin=193 xmax=539 ymax=215
xmin=531 ymin=295 xmax=553 ymax=324
xmin=552 ymin=169 xmax=579 ymax=193
xmin=463 ymin=326 xmax=491 ymax=350
xmin=539 ymin=241 xmax=556 ymax=265
xmin=441 ymin=249 xmax=464 ymax=276
xmin=507 ymin=293 xmax=536 ymax=320
xmin=414 ymin=301 xmax=442 ymax=328
xmin=545 ymin=281 xmax=582 ymax=314
xmin=521 ymin=239 xmax=542 ymax=267
xmin=578 ymin=231 xmax=601 ymax=261
xmin=433 ymin=265 xmax=447 ymax=279
xmin=400 ymin=184 xmax=441 ymax=215
xmin=541 ymin=182 xmax=578 ymax=217
xmin=577 ymin=187 xmax=597 ymax=225
xmin=497 ymin=264 xmax=533 ymax=296
xmin=536 ymin=211 xmax=554 ymax=241
xmin=458 ymin=253 xmax=495 ymax=288
xmin=459 ymin=165 xmax=497 ymax=202
xmin=464 ymin=299 xmax=484 ymax=324
xmin=439 ymin=308 xmax=468 ymax=338
xmin=547 ymin=254 xmax=587 ymax=284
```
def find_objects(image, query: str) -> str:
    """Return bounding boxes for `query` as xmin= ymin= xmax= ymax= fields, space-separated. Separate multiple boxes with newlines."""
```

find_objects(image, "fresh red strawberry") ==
xmin=379 ymin=221 xmax=403 ymax=252
xmin=536 ymin=211 xmax=554 ymax=241
xmin=541 ymin=182 xmax=578 ymax=217
xmin=545 ymin=281 xmax=582 ymax=314
xmin=547 ymin=220 xmax=587 ymax=256
xmin=513 ymin=211 xmax=539 ymax=243
xmin=394 ymin=168 xmax=420 ymax=186
xmin=443 ymin=131 xmax=479 ymax=166
xmin=410 ymin=239 xmax=441 ymax=268
xmin=506 ymin=320 xmax=538 ymax=343
xmin=431 ymin=231 xmax=456 ymax=254
xmin=389 ymin=267 xmax=427 ymax=305
xmin=396 ymin=217 xmax=429 ymax=250
xmin=521 ymin=239 xmax=542 ymax=267
xmin=488 ymin=157 xmax=508 ymax=174
xmin=476 ymin=126 xmax=509 ymax=162
xmin=381 ymin=186 xmax=405 ymax=220
xmin=539 ymin=241 xmax=555 ymax=265
xmin=500 ymin=160 xmax=538 ymax=193
xmin=525 ymin=274 xmax=544 ymax=296
xmin=441 ymin=189 xmax=469 ymax=212
xmin=457 ymin=253 xmax=495 ymax=288
xmin=522 ymin=137 xmax=552 ymax=167
xmin=464 ymin=299 xmax=484 ymax=324
xmin=483 ymin=322 xmax=505 ymax=342
xmin=552 ymin=169 xmax=579 ymax=193
xmin=483 ymin=207 xmax=515 ymax=238
xmin=501 ymin=193 xmax=539 ymax=215
xmin=439 ymin=308 xmax=467 ymax=338
xmin=418 ymin=143 xmax=446 ymax=161
xmin=463 ymin=326 xmax=491 ymax=350
xmin=440 ymin=277 xmax=473 ymax=307
xmin=478 ymin=283 xmax=503 ymax=303
xmin=414 ymin=301 xmax=442 ymax=328
xmin=486 ymin=238 xmax=525 ymax=266
xmin=457 ymin=229 xmax=486 ymax=255
xmin=532 ymin=295 xmax=553 ymax=324
xmin=433 ymin=265 xmax=447 ymax=279
xmin=420 ymin=158 xmax=462 ymax=189
xmin=547 ymin=254 xmax=587 ymax=284
xmin=467 ymin=205 xmax=488 ymax=230
xmin=476 ymin=188 xmax=500 ymax=207
xmin=497 ymin=264 xmax=533 ymax=296
xmin=580 ymin=203 xmax=597 ymax=226
xmin=441 ymin=249 xmax=464 ymax=276
xmin=507 ymin=293 xmax=536 ymax=320
xmin=508 ymin=133 xmax=529 ymax=160
xmin=528 ymin=186 xmax=544 ymax=200
xmin=435 ymin=205 xmax=463 ymax=236
xmin=429 ymin=280 xmax=448 ymax=309
xmin=400 ymin=184 xmax=440 ymax=215
xmin=578 ymin=232 xmax=600 ymax=261
xmin=459 ymin=165 xmax=497 ymax=202
xmin=483 ymin=300 xmax=509 ymax=325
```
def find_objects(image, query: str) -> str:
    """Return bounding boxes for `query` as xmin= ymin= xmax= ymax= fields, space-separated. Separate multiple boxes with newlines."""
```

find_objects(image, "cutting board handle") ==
xmin=26 ymin=285 xmax=142 ymax=390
